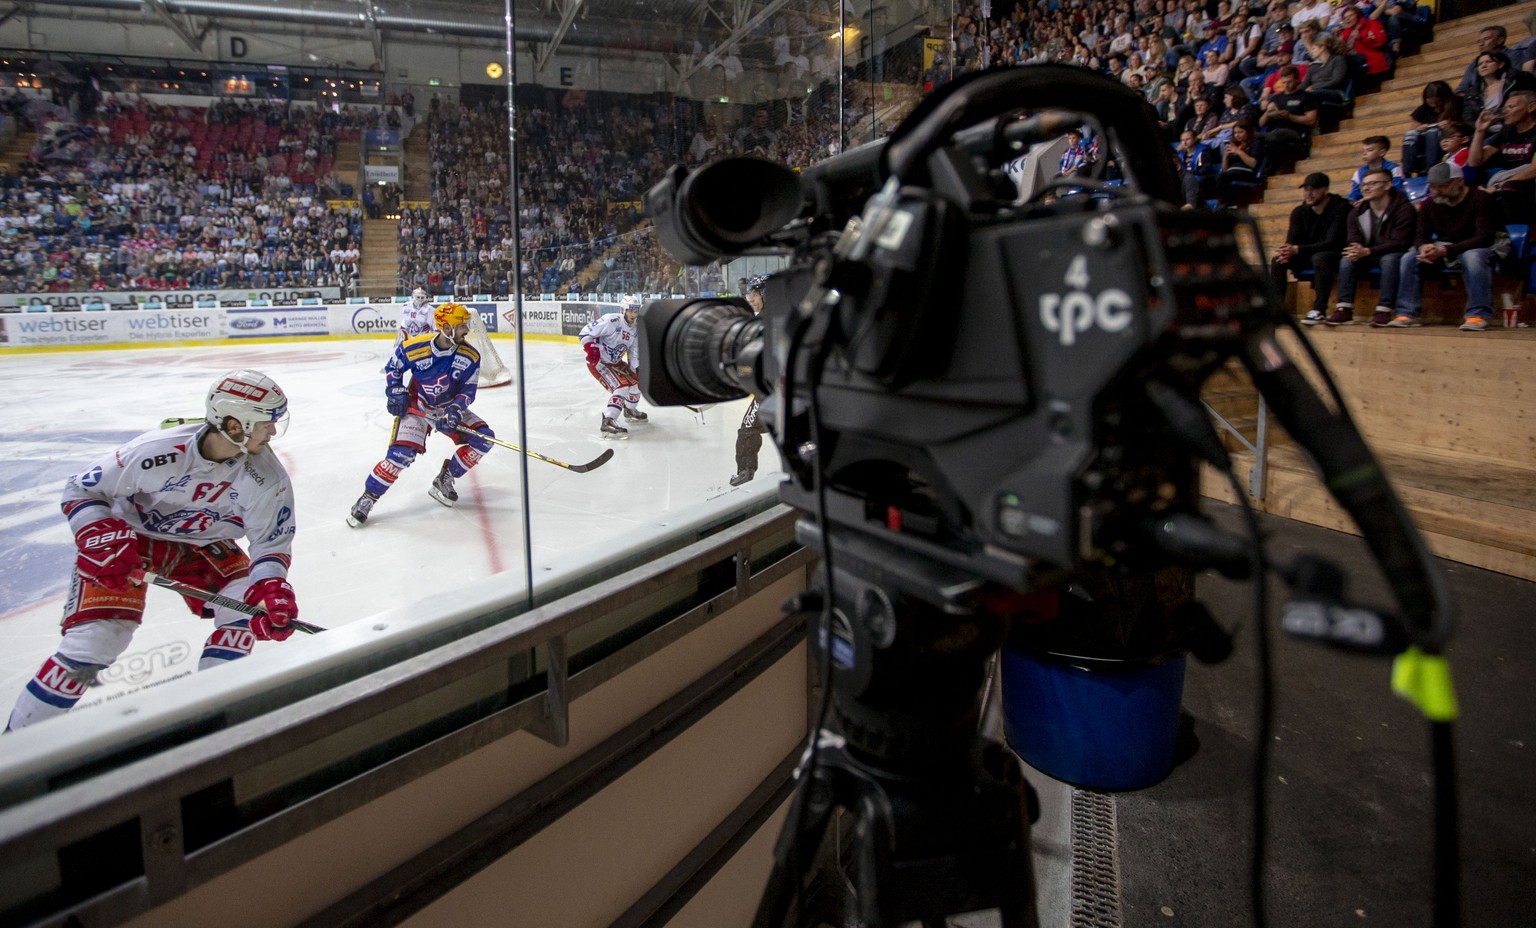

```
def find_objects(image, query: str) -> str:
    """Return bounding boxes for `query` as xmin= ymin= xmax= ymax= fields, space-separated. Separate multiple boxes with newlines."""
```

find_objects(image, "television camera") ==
xmin=636 ymin=65 xmax=1454 ymax=928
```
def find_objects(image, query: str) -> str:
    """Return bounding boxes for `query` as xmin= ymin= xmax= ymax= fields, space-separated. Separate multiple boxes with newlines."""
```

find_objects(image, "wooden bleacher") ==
xmin=1201 ymin=6 xmax=1536 ymax=582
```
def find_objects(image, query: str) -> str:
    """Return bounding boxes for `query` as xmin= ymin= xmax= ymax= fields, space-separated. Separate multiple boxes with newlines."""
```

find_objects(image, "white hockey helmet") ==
xmin=620 ymin=294 xmax=642 ymax=319
xmin=411 ymin=287 xmax=429 ymax=304
xmin=206 ymin=370 xmax=289 ymax=449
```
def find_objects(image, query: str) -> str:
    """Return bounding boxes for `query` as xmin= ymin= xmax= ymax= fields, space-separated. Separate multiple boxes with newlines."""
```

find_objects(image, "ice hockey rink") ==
xmin=0 ymin=336 xmax=777 ymax=729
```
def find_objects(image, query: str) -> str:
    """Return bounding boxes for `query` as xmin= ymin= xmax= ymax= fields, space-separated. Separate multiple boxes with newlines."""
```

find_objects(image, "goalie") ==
xmin=347 ymin=302 xmax=497 ymax=526
xmin=580 ymin=295 xmax=648 ymax=439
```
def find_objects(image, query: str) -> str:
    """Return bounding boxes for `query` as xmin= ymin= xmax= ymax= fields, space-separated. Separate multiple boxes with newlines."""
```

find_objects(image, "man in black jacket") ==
xmin=1271 ymin=171 xmax=1351 ymax=324
xmin=1330 ymin=167 xmax=1418 ymax=326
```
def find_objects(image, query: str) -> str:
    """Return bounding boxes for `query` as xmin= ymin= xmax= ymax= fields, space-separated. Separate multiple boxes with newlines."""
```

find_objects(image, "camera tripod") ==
xmin=752 ymin=524 xmax=1040 ymax=928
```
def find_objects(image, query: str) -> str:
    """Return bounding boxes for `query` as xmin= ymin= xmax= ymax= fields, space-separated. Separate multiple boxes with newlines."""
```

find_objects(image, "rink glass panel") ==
xmin=0 ymin=3 xmax=954 ymax=790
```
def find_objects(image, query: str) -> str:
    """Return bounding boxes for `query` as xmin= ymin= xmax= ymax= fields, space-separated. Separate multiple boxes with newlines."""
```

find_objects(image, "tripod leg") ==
xmin=752 ymin=749 xmax=840 ymax=928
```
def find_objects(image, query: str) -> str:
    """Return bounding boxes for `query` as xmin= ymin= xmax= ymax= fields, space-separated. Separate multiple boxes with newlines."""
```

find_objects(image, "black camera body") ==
xmin=639 ymin=66 xmax=1266 ymax=594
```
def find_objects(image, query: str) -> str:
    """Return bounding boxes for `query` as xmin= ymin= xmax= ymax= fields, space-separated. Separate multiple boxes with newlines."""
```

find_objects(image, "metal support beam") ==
xmin=142 ymin=0 xmax=203 ymax=52
xmin=0 ymin=4 xmax=26 ymax=28
xmin=532 ymin=0 xmax=581 ymax=74
xmin=359 ymin=0 xmax=382 ymax=66
xmin=680 ymin=0 xmax=792 ymax=83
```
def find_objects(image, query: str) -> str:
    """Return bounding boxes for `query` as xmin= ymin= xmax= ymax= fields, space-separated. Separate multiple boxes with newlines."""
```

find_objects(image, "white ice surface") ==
xmin=0 ymin=337 xmax=778 ymax=767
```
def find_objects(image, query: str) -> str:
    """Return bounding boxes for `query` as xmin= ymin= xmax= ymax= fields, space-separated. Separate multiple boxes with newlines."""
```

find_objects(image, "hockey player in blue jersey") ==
xmin=347 ymin=302 xmax=497 ymax=526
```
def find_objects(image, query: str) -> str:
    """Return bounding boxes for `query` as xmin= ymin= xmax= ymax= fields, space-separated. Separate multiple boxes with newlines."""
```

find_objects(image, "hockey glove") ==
xmin=583 ymin=341 xmax=601 ymax=364
xmin=244 ymin=578 xmax=299 ymax=642
xmin=74 ymin=518 xmax=140 ymax=593
xmin=386 ymin=383 xmax=408 ymax=417
xmin=438 ymin=404 xmax=464 ymax=432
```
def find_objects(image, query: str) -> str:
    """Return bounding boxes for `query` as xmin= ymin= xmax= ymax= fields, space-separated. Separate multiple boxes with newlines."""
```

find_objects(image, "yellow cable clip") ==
xmin=1391 ymin=647 xmax=1459 ymax=722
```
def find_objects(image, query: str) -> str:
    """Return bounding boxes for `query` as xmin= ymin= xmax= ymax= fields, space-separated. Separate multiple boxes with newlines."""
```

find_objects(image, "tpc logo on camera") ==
xmin=1039 ymin=256 xmax=1133 ymax=346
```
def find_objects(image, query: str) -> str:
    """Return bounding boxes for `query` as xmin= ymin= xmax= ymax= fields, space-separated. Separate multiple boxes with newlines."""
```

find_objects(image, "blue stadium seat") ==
xmin=1403 ymin=176 xmax=1429 ymax=203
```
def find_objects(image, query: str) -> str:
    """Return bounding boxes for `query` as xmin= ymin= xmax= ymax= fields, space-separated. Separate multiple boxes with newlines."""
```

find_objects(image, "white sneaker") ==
xmin=1301 ymin=309 xmax=1326 ymax=325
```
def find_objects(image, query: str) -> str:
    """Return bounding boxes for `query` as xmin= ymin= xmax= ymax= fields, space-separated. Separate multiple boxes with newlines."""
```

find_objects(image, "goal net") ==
xmin=465 ymin=308 xmax=513 ymax=388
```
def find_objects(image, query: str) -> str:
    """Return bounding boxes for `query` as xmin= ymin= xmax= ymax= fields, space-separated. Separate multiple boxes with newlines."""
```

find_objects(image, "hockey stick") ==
xmin=134 ymin=571 xmax=325 ymax=635
xmin=453 ymin=426 xmax=615 ymax=473
xmin=161 ymin=416 xmax=202 ymax=429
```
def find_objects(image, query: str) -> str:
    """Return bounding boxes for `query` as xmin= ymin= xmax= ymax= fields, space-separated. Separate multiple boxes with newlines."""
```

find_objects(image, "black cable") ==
xmin=1221 ymin=465 xmax=1271 ymax=928
xmin=1267 ymin=312 xmax=1460 ymax=927
xmin=771 ymin=282 xmax=839 ymax=928
xmin=1431 ymin=720 xmax=1461 ymax=928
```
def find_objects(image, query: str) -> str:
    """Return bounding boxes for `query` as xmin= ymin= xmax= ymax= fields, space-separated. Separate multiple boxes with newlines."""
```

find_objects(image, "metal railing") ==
xmin=0 ymin=505 xmax=812 ymax=928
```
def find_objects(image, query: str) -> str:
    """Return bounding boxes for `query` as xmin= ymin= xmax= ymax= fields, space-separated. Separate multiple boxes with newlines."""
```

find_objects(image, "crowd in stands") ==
xmin=938 ymin=1 xmax=1533 ymax=329
xmin=403 ymin=85 xmax=851 ymax=298
xmin=4 ymin=2 xmax=1533 ymax=312
xmin=0 ymin=95 xmax=381 ymax=295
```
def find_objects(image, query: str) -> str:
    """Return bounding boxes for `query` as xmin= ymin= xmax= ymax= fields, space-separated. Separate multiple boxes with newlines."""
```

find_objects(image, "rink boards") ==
xmin=0 ymin=339 xmax=769 ymax=736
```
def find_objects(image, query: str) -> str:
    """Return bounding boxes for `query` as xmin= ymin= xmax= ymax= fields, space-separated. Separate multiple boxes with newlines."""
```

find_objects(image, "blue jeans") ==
xmin=1400 ymin=125 xmax=1442 ymax=177
xmin=1396 ymin=247 xmax=1494 ymax=320
xmin=1337 ymin=251 xmax=1405 ymax=308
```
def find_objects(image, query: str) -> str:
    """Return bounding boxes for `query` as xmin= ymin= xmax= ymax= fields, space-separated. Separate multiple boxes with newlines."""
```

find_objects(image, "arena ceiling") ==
xmin=13 ymin=0 xmax=838 ymax=60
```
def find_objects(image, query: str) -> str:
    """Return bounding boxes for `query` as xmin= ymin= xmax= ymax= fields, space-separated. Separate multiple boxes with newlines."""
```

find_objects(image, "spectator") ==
xmin=1292 ymin=0 xmax=1333 ymax=31
xmin=1241 ymin=17 xmax=1296 ymax=81
xmin=1389 ymin=162 xmax=1500 ymax=331
xmin=1201 ymin=48 xmax=1231 ymax=88
xmin=1273 ymin=171 xmax=1350 ymax=324
xmin=1155 ymin=81 xmax=1186 ymax=142
xmin=1346 ymin=136 xmax=1406 ymax=201
xmin=1333 ymin=167 xmax=1417 ymax=326
xmin=1173 ymin=128 xmax=1217 ymax=207
xmin=1401 ymin=81 xmax=1463 ymax=177
xmin=1212 ymin=84 xmax=1260 ymax=147
xmin=1056 ymin=127 xmax=1098 ymax=178
xmin=1420 ymin=121 xmax=1474 ymax=189
xmin=1217 ymin=119 xmax=1266 ymax=203
xmin=1187 ymin=95 xmax=1222 ymax=142
xmin=1337 ymin=6 xmax=1391 ymax=77
xmin=1301 ymin=35 xmax=1351 ymax=105
xmin=1514 ymin=10 xmax=1536 ymax=74
xmin=1464 ymin=51 xmax=1536 ymax=124
xmin=1260 ymin=65 xmax=1320 ymax=167
xmin=1371 ymin=0 xmax=1428 ymax=56
xmin=1469 ymin=90 xmax=1536 ymax=225
xmin=1457 ymin=27 xmax=1511 ymax=97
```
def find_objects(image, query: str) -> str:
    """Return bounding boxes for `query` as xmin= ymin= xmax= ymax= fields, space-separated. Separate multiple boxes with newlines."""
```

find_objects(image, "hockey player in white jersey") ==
xmin=7 ymin=370 xmax=301 ymax=731
xmin=580 ymin=295 xmax=647 ymax=439
xmin=396 ymin=287 xmax=435 ymax=348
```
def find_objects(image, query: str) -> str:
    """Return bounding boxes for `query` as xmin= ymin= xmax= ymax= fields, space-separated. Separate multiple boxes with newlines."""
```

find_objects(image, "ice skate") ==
xmin=622 ymin=407 xmax=649 ymax=423
xmin=346 ymin=493 xmax=379 ymax=528
xmin=600 ymin=416 xmax=629 ymax=440
xmin=429 ymin=462 xmax=458 ymax=507
xmin=729 ymin=470 xmax=756 ymax=487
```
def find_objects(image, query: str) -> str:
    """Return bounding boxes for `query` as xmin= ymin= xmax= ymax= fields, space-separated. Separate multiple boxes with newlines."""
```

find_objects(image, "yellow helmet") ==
xmin=434 ymin=302 xmax=471 ymax=331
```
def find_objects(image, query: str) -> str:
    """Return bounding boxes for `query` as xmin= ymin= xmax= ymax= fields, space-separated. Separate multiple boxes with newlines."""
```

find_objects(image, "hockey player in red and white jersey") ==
xmin=580 ymin=295 xmax=647 ymax=439
xmin=6 ymin=370 xmax=301 ymax=732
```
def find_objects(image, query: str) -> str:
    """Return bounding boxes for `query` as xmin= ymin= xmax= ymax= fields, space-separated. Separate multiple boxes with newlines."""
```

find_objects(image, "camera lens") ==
xmin=663 ymin=300 xmax=763 ymax=402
